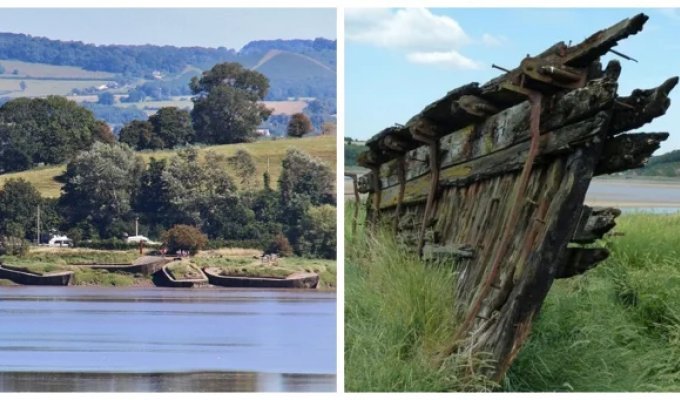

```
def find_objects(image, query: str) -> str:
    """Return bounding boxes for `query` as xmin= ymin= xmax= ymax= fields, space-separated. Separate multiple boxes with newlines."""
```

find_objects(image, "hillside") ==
xmin=621 ymin=148 xmax=680 ymax=177
xmin=0 ymin=135 xmax=336 ymax=198
xmin=0 ymin=33 xmax=336 ymax=102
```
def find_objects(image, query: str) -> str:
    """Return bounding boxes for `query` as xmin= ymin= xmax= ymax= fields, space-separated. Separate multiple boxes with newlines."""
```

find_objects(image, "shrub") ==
xmin=265 ymin=233 xmax=293 ymax=257
xmin=162 ymin=224 xmax=208 ymax=255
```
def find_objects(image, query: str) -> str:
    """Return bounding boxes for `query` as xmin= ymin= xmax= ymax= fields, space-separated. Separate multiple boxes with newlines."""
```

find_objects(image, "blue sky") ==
xmin=0 ymin=8 xmax=336 ymax=49
xmin=346 ymin=8 xmax=680 ymax=154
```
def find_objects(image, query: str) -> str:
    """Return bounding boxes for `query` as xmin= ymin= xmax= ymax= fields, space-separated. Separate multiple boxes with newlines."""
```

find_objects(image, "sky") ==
xmin=346 ymin=8 xmax=680 ymax=154
xmin=0 ymin=8 xmax=336 ymax=49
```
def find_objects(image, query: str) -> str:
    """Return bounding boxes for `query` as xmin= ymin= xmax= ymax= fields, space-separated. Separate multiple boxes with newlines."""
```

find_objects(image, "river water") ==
xmin=0 ymin=287 xmax=336 ymax=392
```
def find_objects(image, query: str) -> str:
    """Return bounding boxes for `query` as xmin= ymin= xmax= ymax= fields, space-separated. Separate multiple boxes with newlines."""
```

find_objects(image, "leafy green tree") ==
xmin=278 ymin=148 xmax=335 ymax=205
xmin=98 ymin=92 xmax=115 ymax=105
xmin=0 ymin=178 xmax=42 ymax=240
xmin=149 ymin=107 xmax=194 ymax=148
xmin=227 ymin=149 xmax=257 ymax=188
xmin=287 ymin=113 xmax=312 ymax=137
xmin=300 ymin=204 xmax=336 ymax=259
xmin=190 ymin=62 xmax=272 ymax=144
xmin=59 ymin=142 xmax=145 ymax=239
xmin=0 ymin=96 xmax=102 ymax=172
xmin=133 ymin=158 xmax=170 ymax=236
xmin=162 ymin=224 xmax=208 ymax=255
xmin=119 ymin=120 xmax=164 ymax=150
xmin=159 ymin=149 xmax=259 ymax=240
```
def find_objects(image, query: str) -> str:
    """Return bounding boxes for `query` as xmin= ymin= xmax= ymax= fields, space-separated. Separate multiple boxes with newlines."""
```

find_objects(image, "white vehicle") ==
xmin=48 ymin=235 xmax=73 ymax=247
xmin=126 ymin=235 xmax=160 ymax=245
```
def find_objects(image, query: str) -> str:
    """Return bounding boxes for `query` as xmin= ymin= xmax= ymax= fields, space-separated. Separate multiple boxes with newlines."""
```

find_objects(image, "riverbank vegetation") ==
xmin=345 ymin=202 xmax=680 ymax=391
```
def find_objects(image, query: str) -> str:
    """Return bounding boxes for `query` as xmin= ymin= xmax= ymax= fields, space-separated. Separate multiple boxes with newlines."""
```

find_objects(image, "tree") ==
xmin=158 ymin=149 xmax=259 ymax=240
xmin=227 ymin=149 xmax=257 ymax=188
xmin=148 ymin=107 xmax=194 ymax=148
xmin=98 ymin=92 xmax=115 ymax=105
xmin=0 ymin=96 xmax=102 ymax=172
xmin=119 ymin=120 xmax=164 ymax=150
xmin=162 ymin=224 xmax=208 ymax=255
xmin=133 ymin=158 xmax=170 ymax=236
xmin=287 ymin=113 xmax=312 ymax=137
xmin=190 ymin=62 xmax=272 ymax=144
xmin=93 ymin=121 xmax=116 ymax=144
xmin=0 ymin=179 xmax=42 ymax=240
xmin=278 ymin=148 xmax=335 ymax=206
xmin=300 ymin=204 xmax=336 ymax=259
xmin=59 ymin=142 xmax=145 ymax=239
xmin=322 ymin=121 xmax=336 ymax=136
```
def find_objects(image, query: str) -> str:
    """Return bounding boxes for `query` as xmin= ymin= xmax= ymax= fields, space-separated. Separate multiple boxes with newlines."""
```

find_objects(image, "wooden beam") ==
xmin=379 ymin=112 xmax=610 ymax=209
xmin=572 ymin=205 xmax=621 ymax=244
xmin=595 ymin=132 xmax=669 ymax=175
xmin=556 ymin=248 xmax=610 ymax=279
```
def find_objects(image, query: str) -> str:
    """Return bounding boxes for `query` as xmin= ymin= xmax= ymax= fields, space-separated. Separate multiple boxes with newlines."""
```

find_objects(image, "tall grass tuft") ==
xmin=504 ymin=212 xmax=680 ymax=391
xmin=344 ymin=202 xmax=495 ymax=392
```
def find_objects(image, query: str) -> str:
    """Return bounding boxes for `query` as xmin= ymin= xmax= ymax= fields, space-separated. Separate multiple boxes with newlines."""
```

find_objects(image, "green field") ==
xmin=345 ymin=202 xmax=680 ymax=392
xmin=0 ymin=60 xmax=115 ymax=79
xmin=0 ymin=135 xmax=337 ymax=198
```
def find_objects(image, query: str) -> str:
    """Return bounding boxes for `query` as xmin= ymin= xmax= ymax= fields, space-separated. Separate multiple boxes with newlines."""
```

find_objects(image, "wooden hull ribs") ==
xmin=356 ymin=13 xmax=676 ymax=380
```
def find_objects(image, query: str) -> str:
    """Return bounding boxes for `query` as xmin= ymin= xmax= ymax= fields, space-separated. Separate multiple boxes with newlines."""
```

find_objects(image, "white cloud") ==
xmin=346 ymin=8 xmax=470 ymax=52
xmin=406 ymin=50 xmax=480 ymax=70
xmin=346 ymin=8 xmax=480 ymax=69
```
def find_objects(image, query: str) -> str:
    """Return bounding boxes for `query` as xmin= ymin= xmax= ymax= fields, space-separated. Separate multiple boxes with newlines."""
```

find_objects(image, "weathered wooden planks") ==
xmin=356 ymin=13 xmax=676 ymax=382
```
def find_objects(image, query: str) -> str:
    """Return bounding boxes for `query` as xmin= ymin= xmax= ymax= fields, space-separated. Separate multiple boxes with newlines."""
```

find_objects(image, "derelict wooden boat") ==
xmin=85 ymin=256 xmax=170 ymax=276
xmin=153 ymin=263 xmax=209 ymax=288
xmin=0 ymin=264 xmax=73 ymax=286
xmin=354 ymin=13 xmax=676 ymax=381
xmin=203 ymin=267 xmax=319 ymax=289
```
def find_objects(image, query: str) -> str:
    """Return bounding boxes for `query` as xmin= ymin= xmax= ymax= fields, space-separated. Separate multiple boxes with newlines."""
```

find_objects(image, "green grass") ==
xmin=0 ymin=249 xmax=140 ymax=284
xmin=165 ymin=261 xmax=204 ymax=280
xmin=72 ymin=269 xmax=137 ymax=286
xmin=344 ymin=202 xmax=495 ymax=392
xmin=504 ymin=212 xmax=680 ymax=392
xmin=0 ymin=135 xmax=337 ymax=198
xmin=345 ymin=202 xmax=680 ymax=392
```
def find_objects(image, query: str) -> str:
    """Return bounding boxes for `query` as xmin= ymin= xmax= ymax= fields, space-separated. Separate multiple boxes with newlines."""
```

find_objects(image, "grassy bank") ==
xmin=1 ymin=247 xmax=336 ymax=289
xmin=345 ymin=202 xmax=680 ymax=391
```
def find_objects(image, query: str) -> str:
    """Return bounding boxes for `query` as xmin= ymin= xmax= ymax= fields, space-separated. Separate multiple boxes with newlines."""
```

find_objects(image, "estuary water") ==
xmin=0 ymin=287 xmax=336 ymax=392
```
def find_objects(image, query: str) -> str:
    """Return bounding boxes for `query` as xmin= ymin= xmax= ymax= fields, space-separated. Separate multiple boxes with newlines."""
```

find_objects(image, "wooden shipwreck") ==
xmin=355 ymin=13 xmax=677 ymax=381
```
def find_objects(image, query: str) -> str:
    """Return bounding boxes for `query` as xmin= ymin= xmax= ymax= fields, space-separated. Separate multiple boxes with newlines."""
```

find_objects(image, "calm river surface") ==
xmin=0 ymin=287 xmax=336 ymax=392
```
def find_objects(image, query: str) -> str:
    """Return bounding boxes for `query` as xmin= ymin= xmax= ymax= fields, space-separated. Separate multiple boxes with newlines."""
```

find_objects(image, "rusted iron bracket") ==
xmin=452 ymin=89 xmax=545 ymax=346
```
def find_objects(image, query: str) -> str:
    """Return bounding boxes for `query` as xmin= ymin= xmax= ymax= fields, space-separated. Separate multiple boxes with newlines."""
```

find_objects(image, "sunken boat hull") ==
xmin=355 ymin=13 xmax=676 ymax=380
xmin=85 ymin=256 xmax=170 ymax=276
xmin=153 ymin=264 xmax=209 ymax=288
xmin=203 ymin=267 xmax=319 ymax=289
xmin=0 ymin=264 xmax=73 ymax=286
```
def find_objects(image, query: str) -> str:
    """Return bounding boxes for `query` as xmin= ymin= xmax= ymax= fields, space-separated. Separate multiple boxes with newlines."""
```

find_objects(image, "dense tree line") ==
xmin=0 ymin=96 xmax=110 ymax=173
xmin=0 ymin=145 xmax=336 ymax=259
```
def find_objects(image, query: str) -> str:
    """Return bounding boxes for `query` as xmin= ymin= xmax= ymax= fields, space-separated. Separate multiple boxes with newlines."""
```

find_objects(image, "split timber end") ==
xmin=556 ymin=248 xmax=610 ymax=279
